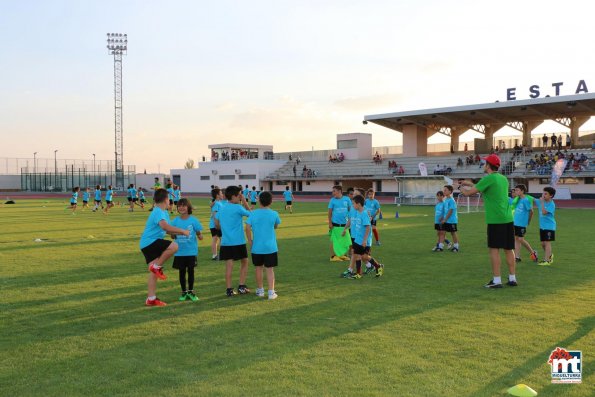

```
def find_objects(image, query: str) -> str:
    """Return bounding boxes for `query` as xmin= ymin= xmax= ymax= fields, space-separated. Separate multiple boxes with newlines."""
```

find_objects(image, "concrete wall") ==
xmin=135 ymin=173 xmax=170 ymax=190
xmin=337 ymin=133 xmax=372 ymax=160
xmin=172 ymin=160 xmax=286 ymax=193
xmin=0 ymin=175 xmax=21 ymax=190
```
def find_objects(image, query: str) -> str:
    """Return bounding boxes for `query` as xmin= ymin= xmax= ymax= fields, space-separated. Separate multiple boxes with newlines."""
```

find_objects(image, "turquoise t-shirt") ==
xmin=94 ymin=189 xmax=102 ymax=201
xmin=513 ymin=197 xmax=532 ymax=227
xmin=138 ymin=190 xmax=145 ymax=200
xmin=139 ymin=207 xmax=169 ymax=249
xmin=364 ymin=198 xmax=381 ymax=220
xmin=216 ymin=203 xmax=251 ymax=246
xmin=250 ymin=190 xmax=258 ymax=203
xmin=172 ymin=215 xmax=203 ymax=256
xmin=283 ymin=190 xmax=293 ymax=201
xmin=349 ymin=208 xmax=358 ymax=235
xmin=71 ymin=192 xmax=78 ymax=204
xmin=536 ymin=200 xmax=556 ymax=231
xmin=209 ymin=200 xmax=222 ymax=229
xmin=167 ymin=187 xmax=174 ymax=200
xmin=243 ymin=188 xmax=250 ymax=197
xmin=434 ymin=201 xmax=445 ymax=224
xmin=351 ymin=209 xmax=371 ymax=246
xmin=174 ymin=189 xmax=181 ymax=201
xmin=106 ymin=189 xmax=113 ymax=201
xmin=246 ymin=208 xmax=281 ymax=254
xmin=328 ymin=196 xmax=351 ymax=225
xmin=443 ymin=196 xmax=458 ymax=224
xmin=127 ymin=187 xmax=136 ymax=198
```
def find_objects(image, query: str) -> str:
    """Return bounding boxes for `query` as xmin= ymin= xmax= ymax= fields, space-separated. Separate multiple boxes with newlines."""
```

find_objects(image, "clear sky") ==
xmin=1 ymin=0 xmax=594 ymax=172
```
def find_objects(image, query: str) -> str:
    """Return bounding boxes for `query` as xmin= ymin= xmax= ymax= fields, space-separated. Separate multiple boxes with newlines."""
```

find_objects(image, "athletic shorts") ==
xmin=95 ymin=200 xmax=102 ymax=204
xmin=106 ymin=200 xmax=112 ymax=204
xmin=487 ymin=223 xmax=514 ymax=250
xmin=140 ymin=199 xmax=146 ymax=203
xmin=210 ymin=228 xmax=222 ymax=237
xmin=286 ymin=201 xmax=292 ymax=206
xmin=83 ymin=201 xmax=88 ymax=204
xmin=352 ymin=242 xmax=370 ymax=255
xmin=514 ymin=226 xmax=527 ymax=237
xmin=133 ymin=198 xmax=138 ymax=202
xmin=141 ymin=239 xmax=172 ymax=264
xmin=371 ymin=219 xmax=377 ymax=226
xmin=70 ymin=201 xmax=76 ymax=205
xmin=434 ymin=223 xmax=444 ymax=231
xmin=173 ymin=255 xmax=197 ymax=269
xmin=540 ymin=229 xmax=556 ymax=242
xmin=251 ymin=252 xmax=278 ymax=267
xmin=174 ymin=201 xmax=179 ymax=206
xmin=444 ymin=223 xmax=458 ymax=233
xmin=251 ymin=202 xmax=256 ymax=206
xmin=219 ymin=244 xmax=248 ymax=261
xmin=127 ymin=197 xmax=133 ymax=202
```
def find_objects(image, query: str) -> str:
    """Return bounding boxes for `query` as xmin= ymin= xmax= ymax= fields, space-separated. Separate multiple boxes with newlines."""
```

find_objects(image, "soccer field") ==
xmin=1 ymin=198 xmax=593 ymax=396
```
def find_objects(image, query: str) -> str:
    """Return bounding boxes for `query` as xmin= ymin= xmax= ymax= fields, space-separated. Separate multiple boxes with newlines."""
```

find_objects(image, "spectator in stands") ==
xmin=397 ymin=165 xmax=405 ymax=175
xmin=551 ymin=134 xmax=557 ymax=148
xmin=302 ymin=164 xmax=307 ymax=177
xmin=434 ymin=164 xmax=441 ymax=175
xmin=464 ymin=143 xmax=468 ymax=153
xmin=292 ymin=164 xmax=297 ymax=178
xmin=339 ymin=153 xmax=345 ymax=162
xmin=289 ymin=154 xmax=292 ymax=161
xmin=329 ymin=155 xmax=334 ymax=163
xmin=542 ymin=134 xmax=548 ymax=149
xmin=297 ymin=156 xmax=301 ymax=165
xmin=457 ymin=158 xmax=464 ymax=168
xmin=557 ymin=134 xmax=563 ymax=150
xmin=373 ymin=152 xmax=383 ymax=164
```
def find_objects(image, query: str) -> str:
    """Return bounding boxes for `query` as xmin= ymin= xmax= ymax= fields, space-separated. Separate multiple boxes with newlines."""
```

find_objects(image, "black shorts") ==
xmin=444 ymin=223 xmax=458 ymax=232
xmin=174 ymin=201 xmax=179 ymax=206
xmin=169 ymin=199 xmax=174 ymax=205
xmin=371 ymin=219 xmax=377 ymax=226
xmin=173 ymin=255 xmax=197 ymax=269
xmin=286 ymin=201 xmax=292 ymax=206
xmin=106 ymin=200 xmax=112 ymax=204
xmin=210 ymin=228 xmax=222 ymax=237
xmin=251 ymin=202 xmax=256 ymax=206
xmin=133 ymin=198 xmax=138 ymax=202
xmin=219 ymin=244 xmax=248 ymax=261
xmin=127 ymin=197 xmax=133 ymax=202
xmin=351 ymin=237 xmax=355 ymax=245
xmin=95 ymin=200 xmax=102 ymax=204
xmin=352 ymin=242 xmax=370 ymax=255
xmin=487 ymin=223 xmax=514 ymax=250
xmin=434 ymin=223 xmax=444 ymax=231
xmin=540 ymin=229 xmax=556 ymax=242
xmin=514 ymin=226 xmax=527 ymax=237
xmin=140 ymin=199 xmax=146 ymax=203
xmin=252 ymin=252 xmax=278 ymax=267
xmin=141 ymin=239 xmax=172 ymax=264
xmin=83 ymin=200 xmax=88 ymax=204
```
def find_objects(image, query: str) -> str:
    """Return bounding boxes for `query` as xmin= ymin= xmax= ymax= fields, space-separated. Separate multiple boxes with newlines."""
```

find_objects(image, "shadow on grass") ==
xmin=466 ymin=315 xmax=594 ymax=397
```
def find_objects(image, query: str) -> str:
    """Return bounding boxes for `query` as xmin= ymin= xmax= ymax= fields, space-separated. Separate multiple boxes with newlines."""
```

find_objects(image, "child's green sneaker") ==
xmin=178 ymin=292 xmax=188 ymax=301
xmin=186 ymin=291 xmax=199 ymax=302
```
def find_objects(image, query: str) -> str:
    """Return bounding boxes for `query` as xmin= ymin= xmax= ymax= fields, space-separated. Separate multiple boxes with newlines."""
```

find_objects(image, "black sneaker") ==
xmin=507 ymin=280 xmax=518 ymax=287
xmin=515 ymin=257 xmax=521 ymax=263
xmin=484 ymin=280 xmax=503 ymax=288
xmin=451 ymin=247 xmax=459 ymax=253
xmin=226 ymin=288 xmax=236 ymax=297
xmin=238 ymin=285 xmax=251 ymax=294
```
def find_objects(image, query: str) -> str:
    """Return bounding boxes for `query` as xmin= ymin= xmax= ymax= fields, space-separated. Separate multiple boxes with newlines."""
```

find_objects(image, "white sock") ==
xmin=509 ymin=274 xmax=516 ymax=282
xmin=454 ymin=243 xmax=459 ymax=248
xmin=438 ymin=243 xmax=444 ymax=248
xmin=268 ymin=289 xmax=275 ymax=296
xmin=147 ymin=295 xmax=156 ymax=301
xmin=366 ymin=262 xmax=372 ymax=268
xmin=493 ymin=276 xmax=502 ymax=284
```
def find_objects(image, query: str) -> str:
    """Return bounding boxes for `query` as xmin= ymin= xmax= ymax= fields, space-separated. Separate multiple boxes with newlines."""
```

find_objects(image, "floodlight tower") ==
xmin=106 ymin=33 xmax=128 ymax=189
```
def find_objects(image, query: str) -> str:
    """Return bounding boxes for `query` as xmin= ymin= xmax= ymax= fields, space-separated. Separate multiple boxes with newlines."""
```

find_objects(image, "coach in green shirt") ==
xmin=460 ymin=154 xmax=516 ymax=289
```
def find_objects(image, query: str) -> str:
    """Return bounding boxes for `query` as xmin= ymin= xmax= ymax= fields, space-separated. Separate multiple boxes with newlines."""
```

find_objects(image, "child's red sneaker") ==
xmin=148 ymin=263 xmax=167 ymax=280
xmin=145 ymin=297 xmax=167 ymax=306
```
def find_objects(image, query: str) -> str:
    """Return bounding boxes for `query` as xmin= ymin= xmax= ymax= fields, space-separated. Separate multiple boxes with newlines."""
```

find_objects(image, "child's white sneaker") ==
xmin=255 ymin=288 xmax=265 ymax=298
xmin=268 ymin=292 xmax=278 ymax=300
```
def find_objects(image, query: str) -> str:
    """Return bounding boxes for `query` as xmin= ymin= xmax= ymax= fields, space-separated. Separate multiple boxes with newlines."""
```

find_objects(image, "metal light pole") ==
xmin=33 ymin=152 xmax=37 ymax=173
xmin=54 ymin=149 xmax=58 ymax=188
xmin=106 ymin=33 xmax=127 ymax=189
xmin=92 ymin=153 xmax=96 ymax=186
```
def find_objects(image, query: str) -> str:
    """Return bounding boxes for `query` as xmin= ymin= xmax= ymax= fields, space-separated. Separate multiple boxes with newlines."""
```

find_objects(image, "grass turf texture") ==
xmin=0 ymin=198 xmax=593 ymax=397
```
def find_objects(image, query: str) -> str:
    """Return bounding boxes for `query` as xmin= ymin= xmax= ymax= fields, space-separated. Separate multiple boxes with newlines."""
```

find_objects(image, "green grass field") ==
xmin=1 ymin=197 xmax=593 ymax=396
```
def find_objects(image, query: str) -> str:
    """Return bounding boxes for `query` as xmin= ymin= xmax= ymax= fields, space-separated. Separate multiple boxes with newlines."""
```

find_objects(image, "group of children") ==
xmin=66 ymin=185 xmax=118 ymax=214
xmin=140 ymin=184 xmax=282 ymax=306
xmin=326 ymin=185 xmax=385 ymax=279
xmin=432 ymin=183 xmax=557 ymax=266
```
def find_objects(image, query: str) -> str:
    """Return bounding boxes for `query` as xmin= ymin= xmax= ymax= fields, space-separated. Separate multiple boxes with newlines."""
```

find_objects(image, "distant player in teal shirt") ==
xmin=215 ymin=185 xmax=252 ymax=297
xmin=140 ymin=188 xmax=190 ymax=307
xmin=137 ymin=187 xmax=146 ymax=209
xmin=513 ymin=184 xmax=538 ymax=263
xmin=442 ymin=185 xmax=459 ymax=252
xmin=536 ymin=187 xmax=557 ymax=266
xmin=104 ymin=185 xmax=115 ymax=214
xmin=283 ymin=186 xmax=294 ymax=213
xmin=171 ymin=198 xmax=204 ymax=302
xmin=246 ymin=191 xmax=281 ymax=300
xmin=364 ymin=189 xmax=382 ymax=246
xmin=68 ymin=186 xmax=80 ymax=214
xmin=82 ymin=187 xmax=90 ymax=210
xmin=93 ymin=185 xmax=103 ymax=212
xmin=249 ymin=186 xmax=258 ymax=206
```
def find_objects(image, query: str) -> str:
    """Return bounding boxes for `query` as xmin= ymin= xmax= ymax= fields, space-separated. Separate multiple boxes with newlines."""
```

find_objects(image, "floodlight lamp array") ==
xmin=106 ymin=33 xmax=128 ymax=53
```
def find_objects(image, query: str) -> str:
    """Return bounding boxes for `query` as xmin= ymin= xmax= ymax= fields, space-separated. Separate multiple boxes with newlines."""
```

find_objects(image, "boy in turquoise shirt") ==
xmin=536 ymin=187 xmax=557 ymax=266
xmin=246 ymin=191 xmax=281 ymax=300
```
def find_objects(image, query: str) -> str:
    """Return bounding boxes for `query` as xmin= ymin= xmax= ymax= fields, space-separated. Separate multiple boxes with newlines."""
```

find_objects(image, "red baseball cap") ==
xmin=482 ymin=154 xmax=501 ymax=167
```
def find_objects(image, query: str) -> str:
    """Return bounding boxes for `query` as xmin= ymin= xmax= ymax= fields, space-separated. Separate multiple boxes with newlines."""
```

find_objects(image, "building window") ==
xmin=200 ymin=176 xmax=210 ymax=180
xmin=337 ymin=139 xmax=357 ymax=149
xmin=219 ymin=175 xmax=235 ymax=180
xmin=585 ymin=177 xmax=594 ymax=184
xmin=238 ymin=174 xmax=256 ymax=180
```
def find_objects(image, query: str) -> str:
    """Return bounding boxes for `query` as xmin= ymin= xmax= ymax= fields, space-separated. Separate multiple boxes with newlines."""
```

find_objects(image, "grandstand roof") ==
xmin=364 ymin=92 xmax=595 ymax=132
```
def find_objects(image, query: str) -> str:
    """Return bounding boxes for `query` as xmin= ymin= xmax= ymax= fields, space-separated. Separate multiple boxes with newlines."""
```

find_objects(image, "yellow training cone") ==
xmin=507 ymin=384 xmax=537 ymax=397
